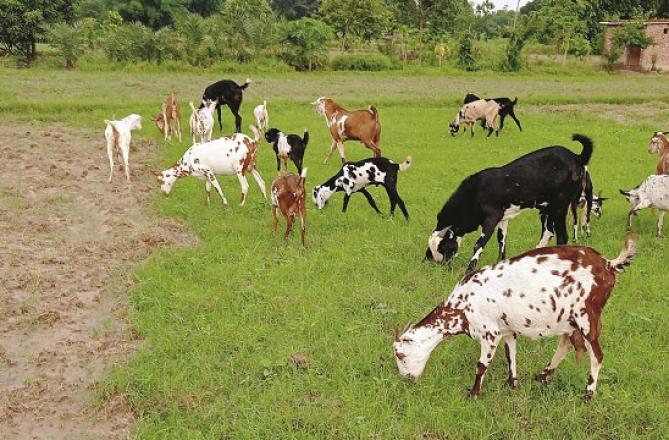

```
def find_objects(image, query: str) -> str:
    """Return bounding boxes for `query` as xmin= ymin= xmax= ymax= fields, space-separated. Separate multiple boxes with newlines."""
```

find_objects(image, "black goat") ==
xmin=200 ymin=78 xmax=251 ymax=133
xmin=464 ymin=93 xmax=522 ymax=132
xmin=426 ymin=134 xmax=593 ymax=273
xmin=264 ymin=128 xmax=309 ymax=175
xmin=312 ymin=156 xmax=411 ymax=220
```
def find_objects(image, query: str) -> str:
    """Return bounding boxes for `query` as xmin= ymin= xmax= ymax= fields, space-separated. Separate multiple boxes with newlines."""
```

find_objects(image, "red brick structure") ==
xmin=601 ymin=20 xmax=669 ymax=71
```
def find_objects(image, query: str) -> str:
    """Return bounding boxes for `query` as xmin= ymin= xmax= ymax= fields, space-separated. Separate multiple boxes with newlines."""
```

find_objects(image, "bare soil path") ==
xmin=0 ymin=123 xmax=193 ymax=439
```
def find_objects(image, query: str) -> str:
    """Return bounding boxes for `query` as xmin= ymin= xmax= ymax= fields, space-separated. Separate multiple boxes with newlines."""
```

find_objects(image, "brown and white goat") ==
xmin=312 ymin=97 xmax=381 ymax=164
xmin=395 ymin=235 xmax=636 ymax=401
xmin=105 ymin=114 xmax=142 ymax=183
xmin=153 ymin=93 xmax=182 ymax=142
xmin=271 ymin=169 xmax=308 ymax=247
xmin=449 ymin=99 xmax=501 ymax=138
xmin=648 ymin=131 xmax=669 ymax=175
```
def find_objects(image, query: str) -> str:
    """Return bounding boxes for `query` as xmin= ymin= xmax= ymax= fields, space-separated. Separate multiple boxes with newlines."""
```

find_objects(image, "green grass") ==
xmin=2 ymin=67 xmax=668 ymax=439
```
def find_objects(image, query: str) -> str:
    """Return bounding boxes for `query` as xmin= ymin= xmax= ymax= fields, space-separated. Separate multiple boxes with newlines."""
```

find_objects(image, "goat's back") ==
xmin=340 ymin=108 xmax=380 ymax=140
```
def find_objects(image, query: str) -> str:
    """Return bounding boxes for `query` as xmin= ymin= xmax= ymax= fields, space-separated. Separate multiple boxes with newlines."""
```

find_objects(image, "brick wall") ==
xmin=603 ymin=22 xmax=669 ymax=71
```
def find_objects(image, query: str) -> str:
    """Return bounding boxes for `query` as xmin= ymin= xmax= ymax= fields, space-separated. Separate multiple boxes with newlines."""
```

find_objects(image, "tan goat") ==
xmin=271 ymin=168 xmax=307 ymax=247
xmin=449 ymin=99 xmax=501 ymax=138
xmin=153 ymin=93 xmax=182 ymax=142
xmin=648 ymin=131 xmax=669 ymax=175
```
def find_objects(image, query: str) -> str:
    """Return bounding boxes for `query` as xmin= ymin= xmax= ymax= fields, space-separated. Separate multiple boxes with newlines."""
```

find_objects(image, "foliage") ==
xmin=332 ymin=53 xmax=395 ymax=71
xmin=280 ymin=18 xmax=334 ymax=71
xmin=457 ymin=32 xmax=476 ymax=71
xmin=502 ymin=14 xmax=539 ymax=72
xmin=536 ymin=0 xmax=589 ymax=64
xmin=271 ymin=0 xmax=320 ymax=19
xmin=613 ymin=22 xmax=653 ymax=49
xmin=320 ymin=0 xmax=391 ymax=49
xmin=47 ymin=21 xmax=86 ymax=69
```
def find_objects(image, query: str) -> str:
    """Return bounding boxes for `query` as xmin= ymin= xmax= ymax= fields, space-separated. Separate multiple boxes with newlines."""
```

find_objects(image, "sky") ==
xmin=471 ymin=0 xmax=530 ymax=11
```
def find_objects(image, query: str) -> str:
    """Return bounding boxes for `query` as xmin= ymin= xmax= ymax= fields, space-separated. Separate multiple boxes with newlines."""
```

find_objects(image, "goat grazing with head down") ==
xmin=648 ymin=131 xmax=669 ymax=175
xmin=620 ymin=174 xmax=669 ymax=236
xmin=312 ymin=97 xmax=381 ymax=164
xmin=464 ymin=93 xmax=522 ymax=132
xmin=449 ymin=99 xmax=501 ymax=138
xmin=104 ymin=114 xmax=142 ymax=183
xmin=153 ymin=93 xmax=182 ymax=142
xmin=271 ymin=169 xmax=308 ymax=247
xmin=395 ymin=235 xmax=636 ymax=401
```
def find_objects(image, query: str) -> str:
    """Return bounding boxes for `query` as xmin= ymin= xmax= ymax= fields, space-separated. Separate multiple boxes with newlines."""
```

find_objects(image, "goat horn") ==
xmin=394 ymin=325 xmax=402 ymax=342
xmin=151 ymin=170 xmax=162 ymax=176
xmin=403 ymin=321 xmax=411 ymax=333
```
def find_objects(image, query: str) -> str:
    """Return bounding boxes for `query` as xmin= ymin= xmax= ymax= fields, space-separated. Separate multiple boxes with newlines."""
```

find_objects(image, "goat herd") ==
xmin=102 ymin=78 xmax=669 ymax=402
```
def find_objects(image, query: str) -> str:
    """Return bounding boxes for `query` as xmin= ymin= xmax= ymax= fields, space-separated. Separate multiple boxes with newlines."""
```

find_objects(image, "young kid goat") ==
xmin=104 ymin=114 xmax=142 ymax=183
xmin=154 ymin=126 xmax=266 ymax=207
xmin=620 ymin=174 xmax=669 ymax=236
xmin=271 ymin=169 xmax=308 ymax=247
xmin=253 ymin=101 xmax=269 ymax=134
xmin=395 ymin=235 xmax=637 ymax=401
xmin=265 ymin=128 xmax=309 ymax=174
xmin=648 ymin=131 xmax=669 ymax=175
xmin=567 ymin=172 xmax=606 ymax=241
xmin=313 ymin=156 xmax=411 ymax=220
xmin=449 ymin=99 xmax=501 ymax=138
xmin=189 ymin=100 xmax=216 ymax=144
xmin=152 ymin=93 xmax=182 ymax=142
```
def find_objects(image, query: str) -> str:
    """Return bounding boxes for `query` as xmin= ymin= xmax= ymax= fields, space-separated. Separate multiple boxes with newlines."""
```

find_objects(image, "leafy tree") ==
xmin=502 ymin=14 xmax=538 ymax=71
xmin=457 ymin=32 xmax=475 ymax=71
xmin=47 ymin=21 xmax=86 ymax=69
xmin=271 ymin=0 xmax=320 ymax=19
xmin=110 ymin=0 xmax=186 ymax=29
xmin=223 ymin=0 xmax=276 ymax=60
xmin=187 ymin=0 xmax=224 ymax=16
xmin=280 ymin=17 xmax=333 ymax=70
xmin=536 ymin=0 xmax=589 ymax=64
xmin=320 ymin=0 xmax=390 ymax=49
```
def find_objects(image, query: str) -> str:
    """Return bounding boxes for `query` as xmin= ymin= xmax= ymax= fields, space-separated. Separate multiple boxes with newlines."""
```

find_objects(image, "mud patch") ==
xmin=0 ymin=123 xmax=195 ymax=439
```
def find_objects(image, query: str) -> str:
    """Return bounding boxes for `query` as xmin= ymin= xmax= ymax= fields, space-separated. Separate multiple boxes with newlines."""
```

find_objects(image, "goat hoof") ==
xmin=535 ymin=372 xmax=551 ymax=384
xmin=506 ymin=377 xmax=518 ymax=388
xmin=583 ymin=390 xmax=595 ymax=402
xmin=467 ymin=391 xmax=479 ymax=400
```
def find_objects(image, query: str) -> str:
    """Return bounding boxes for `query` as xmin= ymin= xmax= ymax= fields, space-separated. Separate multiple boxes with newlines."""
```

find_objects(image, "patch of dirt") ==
xmin=533 ymin=102 xmax=669 ymax=127
xmin=0 ymin=124 xmax=195 ymax=439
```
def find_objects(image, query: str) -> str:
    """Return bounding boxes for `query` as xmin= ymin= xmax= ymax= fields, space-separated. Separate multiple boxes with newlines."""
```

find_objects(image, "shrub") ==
xmin=332 ymin=54 xmax=395 ymax=71
xmin=47 ymin=22 xmax=86 ymax=69
xmin=457 ymin=32 xmax=476 ymax=71
xmin=280 ymin=18 xmax=333 ymax=71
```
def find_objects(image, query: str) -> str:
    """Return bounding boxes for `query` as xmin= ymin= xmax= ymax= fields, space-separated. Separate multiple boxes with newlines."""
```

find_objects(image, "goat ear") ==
xmin=393 ymin=326 xmax=401 ymax=342
xmin=151 ymin=170 xmax=162 ymax=177
xmin=619 ymin=189 xmax=631 ymax=197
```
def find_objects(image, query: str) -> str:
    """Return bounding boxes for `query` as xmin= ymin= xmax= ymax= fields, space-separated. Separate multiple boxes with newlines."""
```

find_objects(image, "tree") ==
xmin=320 ymin=0 xmax=390 ymax=49
xmin=457 ymin=32 xmax=475 ymax=71
xmin=280 ymin=17 xmax=333 ymax=70
xmin=109 ymin=0 xmax=186 ymax=29
xmin=271 ymin=0 xmax=320 ymax=19
xmin=537 ymin=0 xmax=589 ymax=64
xmin=48 ymin=22 xmax=86 ymax=69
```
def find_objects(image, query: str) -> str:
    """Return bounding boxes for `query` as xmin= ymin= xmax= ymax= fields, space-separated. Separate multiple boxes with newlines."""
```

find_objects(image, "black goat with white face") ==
xmin=426 ymin=134 xmax=593 ymax=273
xmin=464 ymin=93 xmax=522 ymax=132
xmin=265 ymin=128 xmax=309 ymax=175
xmin=312 ymin=156 xmax=411 ymax=219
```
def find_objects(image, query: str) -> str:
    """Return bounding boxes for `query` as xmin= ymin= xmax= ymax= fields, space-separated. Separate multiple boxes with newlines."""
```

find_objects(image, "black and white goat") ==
xmin=464 ymin=93 xmax=522 ymax=132
xmin=426 ymin=134 xmax=593 ymax=273
xmin=264 ymin=128 xmax=309 ymax=174
xmin=312 ymin=156 xmax=412 ymax=219
xmin=567 ymin=172 xmax=606 ymax=241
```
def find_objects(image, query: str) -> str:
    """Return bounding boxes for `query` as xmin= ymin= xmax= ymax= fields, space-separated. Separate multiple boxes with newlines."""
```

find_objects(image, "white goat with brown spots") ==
xmin=395 ymin=236 xmax=636 ymax=401
xmin=104 ymin=113 xmax=142 ymax=183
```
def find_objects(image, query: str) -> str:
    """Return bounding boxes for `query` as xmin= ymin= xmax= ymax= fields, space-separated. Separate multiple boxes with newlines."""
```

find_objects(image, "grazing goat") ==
xmin=253 ymin=101 xmax=269 ymax=134
xmin=620 ymin=174 xmax=669 ymax=236
xmin=154 ymin=126 xmax=266 ymax=206
xmin=201 ymin=78 xmax=251 ymax=133
xmin=567 ymin=172 xmax=606 ymax=241
xmin=312 ymin=97 xmax=381 ymax=164
xmin=265 ymin=128 xmax=309 ymax=175
xmin=449 ymin=99 xmax=501 ymax=138
xmin=271 ymin=169 xmax=308 ymax=247
xmin=395 ymin=235 xmax=637 ymax=401
xmin=189 ymin=100 xmax=216 ymax=144
xmin=104 ymin=114 xmax=142 ymax=183
xmin=648 ymin=131 xmax=669 ymax=175
xmin=312 ymin=156 xmax=411 ymax=220
xmin=152 ymin=93 xmax=182 ymax=142
xmin=464 ymin=93 xmax=522 ymax=131
xmin=426 ymin=134 xmax=593 ymax=273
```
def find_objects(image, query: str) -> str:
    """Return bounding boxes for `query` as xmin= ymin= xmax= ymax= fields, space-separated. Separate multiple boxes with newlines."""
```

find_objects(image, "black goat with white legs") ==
xmin=426 ymin=134 xmax=593 ymax=273
xmin=312 ymin=156 xmax=411 ymax=219
xmin=264 ymin=128 xmax=309 ymax=175
xmin=464 ymin=93 xmax=522 ymax=132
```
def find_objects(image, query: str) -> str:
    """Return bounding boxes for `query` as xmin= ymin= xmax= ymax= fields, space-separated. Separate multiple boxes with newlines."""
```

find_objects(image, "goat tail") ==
xmin=249 ymin=125 xmax=260 ymax=142
xmin=572 ymin=133 xmax=593 ymax=166
xmin=369 ymin=105 xmax=379 ymax=120
xmin=240 ymin=78 xmax=252 ymax=89
xmin=608 ymin=233 xmax=638 ymax=274
xmin=302 ymin=129 xmax=309 ymax=146
xmin=512 ymin=97 xmax=518 ymax=105
xmin=399 ymin=156 xmax=412 ymax=172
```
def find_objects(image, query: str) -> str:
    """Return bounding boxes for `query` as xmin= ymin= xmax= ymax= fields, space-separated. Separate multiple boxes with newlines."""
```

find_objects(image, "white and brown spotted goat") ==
xmin=312 ymin=97 xmax=381 ymax=164
xmin=395 ymin=235 xmax=636 ymax=401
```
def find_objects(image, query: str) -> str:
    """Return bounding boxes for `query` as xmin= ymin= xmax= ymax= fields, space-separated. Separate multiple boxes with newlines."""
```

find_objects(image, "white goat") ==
xmin=449 ymin=99 xmax=501 ymax=138
xmin=620 ymin=174 xmax=669 ymax=236
xmin=253 ymin=100 xmax=269 ymax=134
xmin=104 ymin=114 xmax=142 ymax=183
xmin=189 ymin=99 xmax=216 ymax=144
xmin=154 ymin=126 xmax=266 ymax=206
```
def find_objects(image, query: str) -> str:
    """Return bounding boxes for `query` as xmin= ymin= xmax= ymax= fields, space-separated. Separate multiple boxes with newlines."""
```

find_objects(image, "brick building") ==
xmin=601 ymin=20 xmax=669 ymax=71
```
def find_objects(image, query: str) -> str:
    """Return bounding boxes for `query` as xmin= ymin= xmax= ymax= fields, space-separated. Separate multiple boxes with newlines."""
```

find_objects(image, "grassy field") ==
xmin=3 ymin=67 xmax=668 ymax=439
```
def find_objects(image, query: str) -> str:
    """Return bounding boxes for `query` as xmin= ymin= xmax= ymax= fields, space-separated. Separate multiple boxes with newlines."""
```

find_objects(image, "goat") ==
xmin=253 ymin=101 xmax=269 ymax=134
xmin=567 ymin=172 xmax=606 ymax=241
xmin=449 ymin=99 xmax=501 ymax=138
xmin=271 ymin=169 xmax=308 ymax=247
xmin=395 ymin=235 xmax=637 ymax=401
xmin=426 ymin=134 xmax=593 ymax=273
xmin=648 ymin=131 xmax=669 ymax=175
xmin=620 ymin=174 xmax=669 ymax=236
xmin=312 ymin=156 xmax=411 ymax=220
xmin=464 ymin=93 xmax=522 ymax=132
xmin=189 ymin=100 xmax=216 ymax=144
xmin=153 ymin=126 xmax=266 ymax=206
xmin=264 ymin=128 xmax=309 ymax=175
xmin=312 ymin=97 xmax=381 ymax=164
xmin=104 ymin=114 xmax=142 ymax=183
xmin=152 ymin=93 xmax=182 ymax=142
xmin=201 ymin=78 xmax=251 ymax=133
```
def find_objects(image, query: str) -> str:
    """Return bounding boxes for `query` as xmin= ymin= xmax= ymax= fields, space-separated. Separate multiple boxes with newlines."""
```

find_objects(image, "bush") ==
xmin=457 ymin=32 xmax=476 ymax=71
xmin=280 ymin=18 xmax=333 ymax=71
xmin=332 ymin=54 xmax=395 ymax=71
xmin=47 ymin=22 xmax=86 ymax=69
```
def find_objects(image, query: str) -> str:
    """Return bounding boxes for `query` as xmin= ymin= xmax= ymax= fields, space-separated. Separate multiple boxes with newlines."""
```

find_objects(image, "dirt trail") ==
xmin=0 ymin=123 xmax=193 ymax=439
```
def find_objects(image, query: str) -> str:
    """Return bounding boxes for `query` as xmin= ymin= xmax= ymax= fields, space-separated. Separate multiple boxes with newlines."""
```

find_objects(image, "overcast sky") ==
xmin=471 ymin=0 xmax=530 ymax=11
